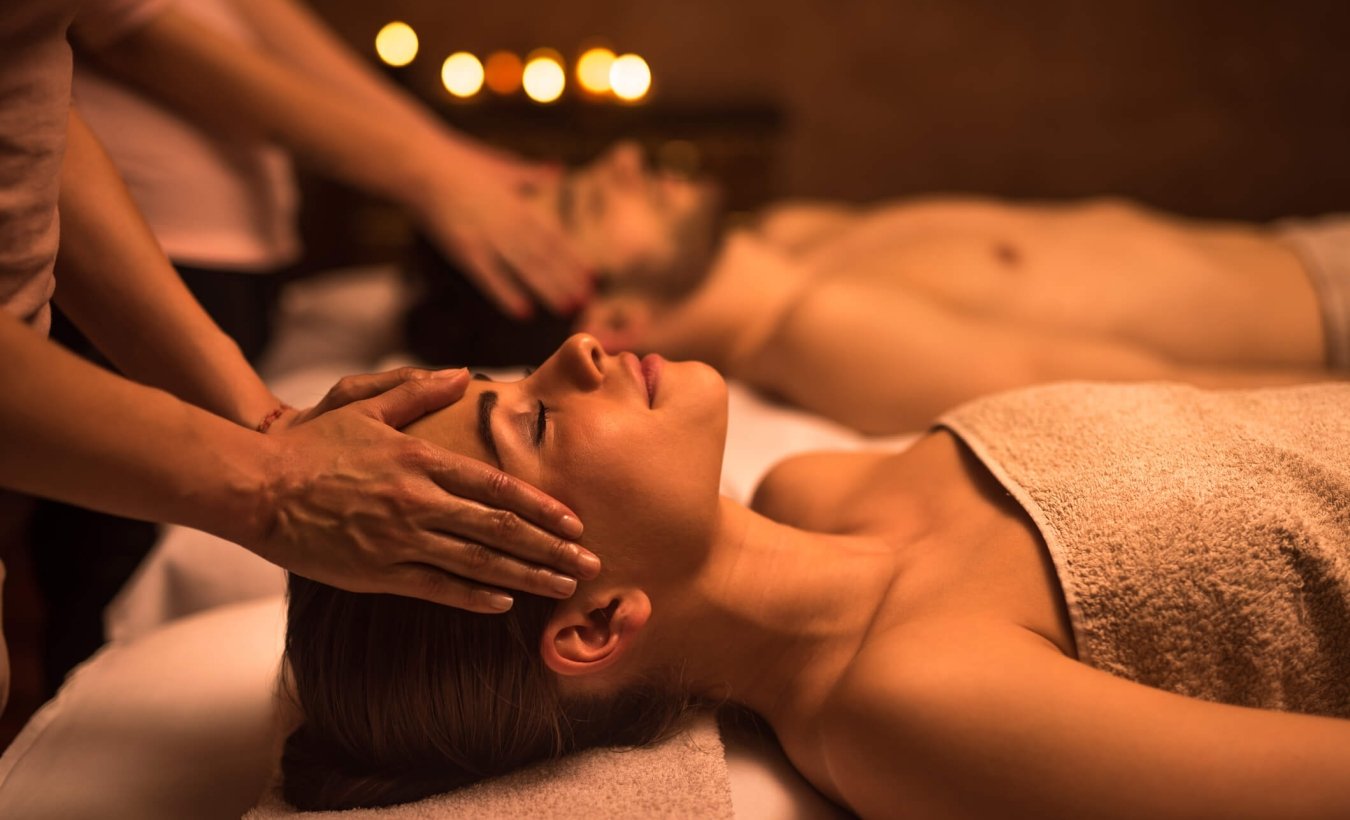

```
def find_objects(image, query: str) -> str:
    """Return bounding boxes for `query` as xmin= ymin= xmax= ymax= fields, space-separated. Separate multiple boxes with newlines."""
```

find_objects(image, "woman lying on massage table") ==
xmin=280 ymin=334 xmax=1350 ymax=817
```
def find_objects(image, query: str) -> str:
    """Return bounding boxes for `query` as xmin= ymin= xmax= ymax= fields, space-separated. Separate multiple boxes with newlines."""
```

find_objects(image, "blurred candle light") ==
xmin=484 ymin=51 xmax=523 ymax=95
xmin=374 ymin=21 xmax=418 ymax=67
xmin=609 ymin=53 xmax=651 ymax=101
xmin=576 ymin=47 xmax=616 ymax=95
xmin=441 ymin=52 xmax=484 ymax=98
xmin=522 ymin=49 xmax=565 ymax=103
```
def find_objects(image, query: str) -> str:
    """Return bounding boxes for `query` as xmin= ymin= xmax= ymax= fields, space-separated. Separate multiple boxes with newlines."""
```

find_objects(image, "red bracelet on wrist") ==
xmin=256 ymin=404 xmax=294 ymax=433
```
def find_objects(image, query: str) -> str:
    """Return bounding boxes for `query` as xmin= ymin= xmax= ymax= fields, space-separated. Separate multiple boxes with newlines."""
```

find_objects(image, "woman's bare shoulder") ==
xmin=749 ymin=431 xmax=998 ymax=533
xmin=749 ymin=450 xmax=898 ymax=532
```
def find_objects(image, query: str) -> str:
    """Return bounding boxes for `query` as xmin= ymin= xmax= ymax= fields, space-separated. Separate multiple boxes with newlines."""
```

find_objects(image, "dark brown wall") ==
xmin=313 ymin=0 xmax=1350 ymax=220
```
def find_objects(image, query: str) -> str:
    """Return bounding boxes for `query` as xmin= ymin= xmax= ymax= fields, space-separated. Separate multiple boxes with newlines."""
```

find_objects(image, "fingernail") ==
xmin=549 ymin=574 xmax=578 ymax=596
xmin=560 ymin=514 xmax=584 ymax=539
xmin=576 ymin=550 xmax=602 ymax=579
xmin=486 ymin=593 xmax=514 ymax=612
xmin=433 ymin=368 xmax=466 ymax=378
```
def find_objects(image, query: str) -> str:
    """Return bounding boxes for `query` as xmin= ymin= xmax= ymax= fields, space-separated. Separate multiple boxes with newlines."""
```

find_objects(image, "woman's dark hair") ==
xmin=280 ymin=574 xmax=699 ymax=810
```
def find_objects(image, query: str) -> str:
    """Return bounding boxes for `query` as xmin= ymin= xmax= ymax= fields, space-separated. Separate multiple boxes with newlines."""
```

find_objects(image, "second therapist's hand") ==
xmin=250 ymin=368 xmax=600 ymax=612
xmin=416 ymin=144 xmax=594 ymax=320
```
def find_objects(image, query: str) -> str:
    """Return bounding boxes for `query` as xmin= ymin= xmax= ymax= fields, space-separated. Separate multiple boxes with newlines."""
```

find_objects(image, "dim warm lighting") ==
xmin=576 ymin=47 xmax=616 ymax=95
xmin=484 ymin=51 xmax=523 ymax=95
xmin=609 ymin=53 xmax=651 ymax=101
xmin=441 ymin=52 xmax=484 ymax=98
xmin=522 ymin=49 xmax=565 ymax=103
xmin=658 ymin=139 xmax=700 ymax=176
xmin=374 ymin=21 xmax=418 ymax=67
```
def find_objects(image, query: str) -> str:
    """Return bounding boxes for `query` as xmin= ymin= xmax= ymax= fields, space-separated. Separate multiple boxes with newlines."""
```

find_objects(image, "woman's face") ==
xmin=405 ymin=334 xmax=729 ymax=565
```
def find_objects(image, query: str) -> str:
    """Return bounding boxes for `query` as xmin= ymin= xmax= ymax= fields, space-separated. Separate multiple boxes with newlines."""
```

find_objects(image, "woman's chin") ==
xmin=664 ymin=360 xmax=728 ymax=414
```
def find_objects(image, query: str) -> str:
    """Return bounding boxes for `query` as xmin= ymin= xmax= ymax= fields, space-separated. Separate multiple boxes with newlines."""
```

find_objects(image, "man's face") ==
xmin=543 ymin=142 xmax=722 ymax=295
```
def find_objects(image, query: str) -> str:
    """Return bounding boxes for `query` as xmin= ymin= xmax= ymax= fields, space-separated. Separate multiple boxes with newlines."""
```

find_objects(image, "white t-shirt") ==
xmin=71 ymin=0 xmax=301 ymax=272
xmin=0 ymin=0 xmax=82 ymax=336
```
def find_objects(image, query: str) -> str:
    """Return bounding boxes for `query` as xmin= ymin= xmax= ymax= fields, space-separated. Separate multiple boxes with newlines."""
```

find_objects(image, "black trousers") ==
xmin=29 ymin=265 xmax=282 ymax=694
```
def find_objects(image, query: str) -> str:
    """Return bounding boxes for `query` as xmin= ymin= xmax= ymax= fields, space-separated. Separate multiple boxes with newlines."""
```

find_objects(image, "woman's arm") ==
xmin=75 ymin=2 xmax=591 ymax=317
xmin=0 ymin=307 xmax=595 ymax=611
xmin=827 ymin=626 xmax=1350 ymax=819
xmin=10 ymin=110 xmax=598 ymax=611
xmin=225 ymin=0 xmax=449 ymax=138
xmin=56 ymin=108 xmax=279 ymax=427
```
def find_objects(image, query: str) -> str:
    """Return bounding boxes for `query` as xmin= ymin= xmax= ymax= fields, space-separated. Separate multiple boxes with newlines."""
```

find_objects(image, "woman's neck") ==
xmin=648 ymin=231 xmax=814 ymax=373
xmin=648 ymin=497 xmax=910 ymax=730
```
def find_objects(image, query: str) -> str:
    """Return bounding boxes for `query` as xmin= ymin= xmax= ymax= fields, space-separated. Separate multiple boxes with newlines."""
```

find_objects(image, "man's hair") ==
xmin=280 ymin=574 xmax=700 ymax=810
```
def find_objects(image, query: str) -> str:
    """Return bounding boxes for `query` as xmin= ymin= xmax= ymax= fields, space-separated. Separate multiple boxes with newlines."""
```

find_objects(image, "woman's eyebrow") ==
xmin=476 ymin=390 xmax=503 ymax=468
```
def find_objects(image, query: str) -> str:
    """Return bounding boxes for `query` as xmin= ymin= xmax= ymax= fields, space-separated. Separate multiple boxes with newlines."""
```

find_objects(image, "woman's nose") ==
xmin=554 ymin=333 xmax=605 ymax=389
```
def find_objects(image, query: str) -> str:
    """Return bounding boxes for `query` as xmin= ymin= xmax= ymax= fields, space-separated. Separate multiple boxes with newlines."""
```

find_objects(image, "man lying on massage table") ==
xmin=543 ymin=143 xmax=1347 ymax=433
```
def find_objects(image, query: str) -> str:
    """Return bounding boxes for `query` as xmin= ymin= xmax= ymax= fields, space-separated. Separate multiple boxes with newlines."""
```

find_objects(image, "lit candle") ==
xmin=484 ymin=51 xmax=523 ymax=95
xmin=523 ymin=48 xmax=566 ymax=104
xmin=441 ymin=52 xmax=484 ymax=98
xmin=609 ymin=53 xmax=651 ymax=102
xmin=576 ymin=47 xmax=616 ymax=95
xmin=374 ymin=21 xmax=418 ymax=67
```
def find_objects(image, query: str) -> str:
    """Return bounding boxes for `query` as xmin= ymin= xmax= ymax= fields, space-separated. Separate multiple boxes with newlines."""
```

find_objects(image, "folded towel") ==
xmin=940 ymin=381 xmax=1350 ymax=716
xmin=246 ymin=714 xmax=733 ymax=819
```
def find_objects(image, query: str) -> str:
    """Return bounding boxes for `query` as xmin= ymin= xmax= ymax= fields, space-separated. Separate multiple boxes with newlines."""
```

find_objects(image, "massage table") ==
xmin=0 ymin=267 xmax=911 ymax=818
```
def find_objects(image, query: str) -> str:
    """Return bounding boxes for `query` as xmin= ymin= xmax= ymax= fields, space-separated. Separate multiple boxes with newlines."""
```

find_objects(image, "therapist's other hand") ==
xmin=417 ymin=146 xmax=593 ymax=320
xmin=251 ymin=371 xmax=599 ymax=613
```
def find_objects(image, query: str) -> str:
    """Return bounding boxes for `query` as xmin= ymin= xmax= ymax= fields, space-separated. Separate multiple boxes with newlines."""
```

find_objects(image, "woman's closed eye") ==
xmin=534 ymin=400 xmax=549 ymax=447
xmin=520 ymin=367 xmax=548 ymax=449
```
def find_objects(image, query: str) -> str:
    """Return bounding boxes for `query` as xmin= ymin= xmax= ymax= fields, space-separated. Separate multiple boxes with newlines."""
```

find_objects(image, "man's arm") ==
xmin=748 ymin=279 xmax=1335 ymax=434
xmin=74 ymin=2 xmax=591 ymax=317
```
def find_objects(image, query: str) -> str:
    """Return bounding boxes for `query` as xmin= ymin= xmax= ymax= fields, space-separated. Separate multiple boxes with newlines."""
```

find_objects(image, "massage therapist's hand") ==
xmin=251 ymin=368 xmax=600 ymax=612
xmin=415 ymin=142 xmax=593 ymax=320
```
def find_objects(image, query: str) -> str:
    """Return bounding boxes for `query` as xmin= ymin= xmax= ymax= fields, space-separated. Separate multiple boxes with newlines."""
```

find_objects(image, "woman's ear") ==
xmin=540 ymin=588 xmax=652 ymax=677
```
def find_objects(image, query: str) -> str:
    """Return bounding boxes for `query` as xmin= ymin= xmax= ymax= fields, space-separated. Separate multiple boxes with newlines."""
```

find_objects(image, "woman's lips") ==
xmin=640 ymin=354 xmax=663 ymax=407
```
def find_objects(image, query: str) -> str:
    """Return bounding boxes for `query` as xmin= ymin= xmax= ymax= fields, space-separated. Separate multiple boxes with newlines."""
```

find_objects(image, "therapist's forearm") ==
xmin=0 ymin=312 xmax=270 ymax=546
xmin=54 ymin=109 xmax=279 ymax=428
xmin=86 ymin=8 xmax=459 ymax=214
xmin=226 ymin=0 xmax=453 ymax=145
